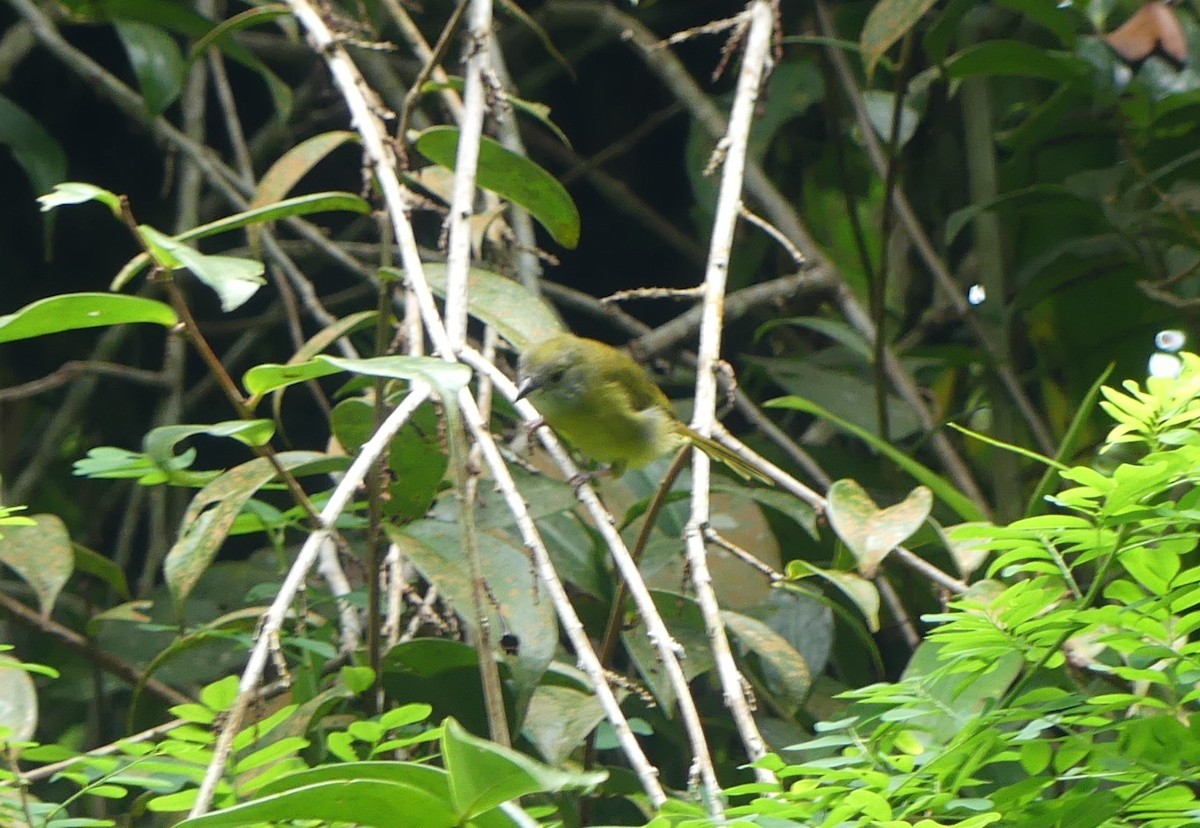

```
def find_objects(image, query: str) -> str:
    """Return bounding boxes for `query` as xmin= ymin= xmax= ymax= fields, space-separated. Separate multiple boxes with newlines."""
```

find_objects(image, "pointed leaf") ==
xmin=0 ymin=515 xmax=73 ymax=617
xmin=115 ymin=192 xmax=371 ymax=290
xmin=0 ymin=655 xmax=38 ymax=741
xmin=0 ymin=94 xmax=66 ymax=200
xmin=861 ymin=0 xmax=940 ymax=78
xmin=0 ymin=293 xmax=177 ymax=344
xmin=319 ymin=355 xmax=473 ymax=397
xmin=188 ymin=4 xmax=292 ymax=60
xmin=408 ymin=263 xmax=564 ymax=352
xmin=415 ymin=126 xmax=580 ymax=249
xmin=442 ymin=717 xmax=605 ymax=818
xmin=114 ymin=20 xmax=185 ymax=114
xmin=171 ymin=779 xmax=456 ymax=827
xmin=722 ymin=610 xmax=812 ymax=710
xmin=143 ymin=419 xmax=275 ymax=471
xmin=788 ymin=561 xmax=882 ymax=632
xmin=522 ymin=685 xmax=607 ymax=766
xmin=246 ymin=133 xmax=362 ymax=253
xmin=37 ymin=181 xmax=121 ymax=215
xmin=165 ymin=451 xmax=326 ymax=608
xmin=139 ymin=225 xmax=265 ymax=311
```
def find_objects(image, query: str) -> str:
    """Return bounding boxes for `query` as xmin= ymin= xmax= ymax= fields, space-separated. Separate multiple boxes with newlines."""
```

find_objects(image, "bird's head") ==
xmin=515 ymin=334 xmax=589 ymax=410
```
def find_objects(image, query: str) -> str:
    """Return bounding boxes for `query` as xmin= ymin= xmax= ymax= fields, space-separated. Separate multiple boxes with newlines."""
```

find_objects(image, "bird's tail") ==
xmin=677 ymin=425 xmax=772 ymax=484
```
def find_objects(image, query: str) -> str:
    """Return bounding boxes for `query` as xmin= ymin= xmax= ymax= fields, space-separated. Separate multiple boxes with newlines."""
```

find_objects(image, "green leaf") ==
xmin=0 ymin=515 xmax=73 ymax=617
xmin=442 ymin=717 xmax=605 ymax=818
xmin=412 ymin=263 xmax=564 ymax=352
xmin=245 ymin=134 xmax=361 ymax=255
xmin=949 ymin=422 xmax=1068 ymax=471
xmin=73 ymin=543 xmax=131 ymax=600
xmin=826 ymin=480 xmax=931 ymax=577
xmin=521 ymin=685 xmax=607 ymax=766
xmin=787 ymin=561 xmax=881 ymax=632
xmin=621 ymin=590 xmax=716 ymax=711
xmin=766 ymin=395 xmax=984 ymax=522
xmin=861 ymin=0 xmax=940 ymax=78
xmin=37 ymin=181 xmax=122 ymax=215
xmin=994 ymin=0 xmax=1078 ymax=45
xmin=414 ymin=126 xmax=580 ymax=249
xmin=897 ymin=640 xmax=1023 ymax=745
xmin=390 ymin=519 xmax=556 ymax=695
xmin=74 ymin=445 xmax=211 ymax=486
xmin=142 ymin=419 xmax=276 ymax=479
xmin=171 ymin=779 xmax=456 ymax=827
xmin=114 ymin=20 xmax=185 ymax=114
xmin=1027 ymin=363 xmax=1114 ymax=516
xmin=0 ymin=94 xmax=66 ymax=201
xmin=0 ymin=293 xmax=177 ymax=344
xmin=138 ymin=225 xmax=265 ymax=312
xmin=722 ymin=610 xmax=812 ymax=711
xmin=188 ymin=4 xmax=292 ymax=60
xmin=164 ymin=451 xmax=327 ymax=609
xmin=82 ymin=0 xmax=293 ymax=118
xmin=243 ymin=359 xmax=343 ymax=397
xmin=0 ymin=655 xmax=39 ymax=742
xmin=945 ymin=41 xmax=1087 ymax=84
xmin=179 ymin=192 xmax=372 ymax=243
xmin=386 ymin=406 xmax=448 ymax=522
xmin=319 ymin=355 xmax=473 ymax=396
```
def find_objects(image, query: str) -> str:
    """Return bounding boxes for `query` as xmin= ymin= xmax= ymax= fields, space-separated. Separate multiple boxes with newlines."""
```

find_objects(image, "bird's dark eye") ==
xmin=547 ymin=368 xmax=567 ymax=385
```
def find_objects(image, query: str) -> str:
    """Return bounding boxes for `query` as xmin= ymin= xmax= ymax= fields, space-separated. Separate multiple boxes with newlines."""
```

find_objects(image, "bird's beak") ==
xmin=515 ymin=376 xmax=538 ymax=401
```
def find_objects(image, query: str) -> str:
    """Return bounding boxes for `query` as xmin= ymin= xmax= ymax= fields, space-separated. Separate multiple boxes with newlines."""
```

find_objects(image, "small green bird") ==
xmin=515 ymin=332 xmax=768 ymax=482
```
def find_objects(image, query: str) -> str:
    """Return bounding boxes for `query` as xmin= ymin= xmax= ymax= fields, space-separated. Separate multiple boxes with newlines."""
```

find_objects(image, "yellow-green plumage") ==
xmin=516 ymin=333 xmax=768 ymax=482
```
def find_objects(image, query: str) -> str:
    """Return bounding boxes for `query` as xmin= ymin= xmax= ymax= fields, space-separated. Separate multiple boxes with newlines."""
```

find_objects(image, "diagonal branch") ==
xmin=685 ymin=0 xmax=777 ymax=784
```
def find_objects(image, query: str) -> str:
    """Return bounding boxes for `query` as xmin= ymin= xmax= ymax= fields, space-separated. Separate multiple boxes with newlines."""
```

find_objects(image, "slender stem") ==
xmin=685 ymin=0 xmax=776 ymax=785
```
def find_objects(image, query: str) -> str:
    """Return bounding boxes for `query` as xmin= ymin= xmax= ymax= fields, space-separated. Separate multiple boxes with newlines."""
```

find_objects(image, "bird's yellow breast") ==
xmin=532 ymin=379 xmax=682 ymax=469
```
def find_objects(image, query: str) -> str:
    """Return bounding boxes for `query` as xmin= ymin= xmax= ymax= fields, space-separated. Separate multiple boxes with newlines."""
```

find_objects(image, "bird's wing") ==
xmin=591 ymin=346 xmax=672 ymax=413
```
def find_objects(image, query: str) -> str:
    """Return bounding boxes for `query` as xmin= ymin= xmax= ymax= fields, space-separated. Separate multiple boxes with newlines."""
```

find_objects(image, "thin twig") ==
xmin=0 ymin=592 xmax=192 ymax=708
xmin=685 ymin=0 xmax=776 ymax=787
xmin=812 ymin=0 xmax=1054 ymax=458
xmin=394 ymin=0 xmax=468 ymax=156
xmin=241 ymin=1 xmax=673 ymax=810
xmin=603 ymin=286 xmax=704 ymax=304
xmin=187 ymin=380 xmax=434 ymax=816
xmin=545 ymin=1 xmax=991 ymax=516
xmin=0 ymin=361 xmax=169 ymax=402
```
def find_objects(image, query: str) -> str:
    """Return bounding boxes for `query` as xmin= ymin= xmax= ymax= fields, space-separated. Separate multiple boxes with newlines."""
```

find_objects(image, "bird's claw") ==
xmin=569 ymin=469 xmax=601 ymax=491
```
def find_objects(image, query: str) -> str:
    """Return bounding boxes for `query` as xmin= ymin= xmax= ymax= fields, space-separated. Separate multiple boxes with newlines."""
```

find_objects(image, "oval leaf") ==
xmin=415 ymin=126 xmax=580 ymax=249
xmin=722 ymin=610 xmax=812 ymax=710
xmin=0 ymin=94 xmax=66 ymax=201
xmin=0 ymin=655 xmax=38 ymax=741
xmin=170 ymin=779 xmax=456 ymax=826
xmin=115 ymin=20 xmax=185 ymax=115
xmin=0 ymin=515 xmax=73 ymax=617
xmin=410 ymin=263 xmax=564 ymax=352
xmin=861 ymin=0 xmax=940 ymax=78
xmin=441 ymin=717 xmax=605 ymax=817
xmin=945 ymin=41 xmax=1087 ymax=84
xmin=789 ymin=561 xmax=882 ymax=632
xmin=0 ymin=293 xmax=177 ymax=344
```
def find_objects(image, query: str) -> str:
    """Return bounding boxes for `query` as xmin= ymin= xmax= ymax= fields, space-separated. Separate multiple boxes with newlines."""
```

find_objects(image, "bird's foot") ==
xmin=569 ymin=469 xmax=603 ymax=491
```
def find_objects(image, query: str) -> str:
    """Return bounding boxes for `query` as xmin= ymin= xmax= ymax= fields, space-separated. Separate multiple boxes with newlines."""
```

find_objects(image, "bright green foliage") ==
xmin=2 ymin=671 xmax=600 ymax=828
xmin=661 ymin=354 xmax=1200 ymax=826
